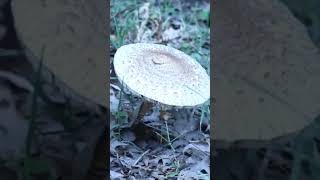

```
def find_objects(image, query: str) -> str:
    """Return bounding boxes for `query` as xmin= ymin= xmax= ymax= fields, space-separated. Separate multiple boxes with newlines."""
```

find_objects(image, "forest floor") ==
xmin=110 ymin=0 xmax=211 ymax=179
xmin=0 ymin=0 xmax=319 ymax=179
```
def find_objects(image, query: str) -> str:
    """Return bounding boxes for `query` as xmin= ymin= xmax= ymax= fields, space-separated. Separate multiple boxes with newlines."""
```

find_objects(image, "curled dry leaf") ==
xmin=178 ymin=159 xmax=210 ymax=180
xmin=119 ymin=156 xmax=136 ymax=169
xmin=110 ymin=170 xmax=124 ymax=179
xmin=183 ymin=142 xmax=210 ymax=157
xmin=110 ymin=139 xmax=129 ymax=154
xmin=110 ymin=83 xmax=121 ymax=91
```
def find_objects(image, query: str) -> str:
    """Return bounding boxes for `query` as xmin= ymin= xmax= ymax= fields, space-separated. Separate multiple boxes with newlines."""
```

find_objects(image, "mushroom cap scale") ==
xmin=113 ymin=43 xmax=210 ymax=107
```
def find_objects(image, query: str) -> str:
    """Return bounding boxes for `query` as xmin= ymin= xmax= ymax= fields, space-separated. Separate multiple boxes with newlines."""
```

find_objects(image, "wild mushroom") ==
xmin=214 ymin=0 xmax=320 ymax=143
xmin=113 ymin=43 xmax=210 ymax=122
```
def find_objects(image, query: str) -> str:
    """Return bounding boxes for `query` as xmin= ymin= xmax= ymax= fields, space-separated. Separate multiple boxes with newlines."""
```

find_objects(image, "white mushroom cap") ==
xmin=113 ymin=43 xmax=210 ymax=107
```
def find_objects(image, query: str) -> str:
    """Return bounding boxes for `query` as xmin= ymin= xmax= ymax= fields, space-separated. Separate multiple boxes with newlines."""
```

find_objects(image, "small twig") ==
xmin=131 ymin=164 xmax=153 ymax=171
xmin=144 ymin=122 xmax=178 ymax=139
xmin=164 ymin=121 xmax=181 ymax=171
xmin=165 ymin=121 xmax=176 ymax=152
xmin=154 ymin=131 xmax=169 ymax=143
xmin=116 ymin=153 xmax=126 ymax=171
xmin=171 ymin=132 xmax=186 ymax=143
xmin=25 ymin=46 xmax=45 ymax=156
xmin=133 ymin=149 xmax=150 ymax=166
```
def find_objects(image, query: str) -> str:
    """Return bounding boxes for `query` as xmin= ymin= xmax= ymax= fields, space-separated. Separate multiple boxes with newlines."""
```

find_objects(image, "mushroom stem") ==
xmin=160 ymin=110 xmax=166 ymax=121
xmin=136 ymin=100 xmax=153 ymax=122
xmin=159 ymin=105 xmax=175 ymax=121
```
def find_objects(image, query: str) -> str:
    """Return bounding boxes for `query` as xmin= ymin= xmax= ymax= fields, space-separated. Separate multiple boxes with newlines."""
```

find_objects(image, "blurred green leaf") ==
xmin=115 ymin=111 xmax=128 ymax=124
xmin=191 ymin=52 xmax=202 ymax=62
xmin=167 ymin=171 xmax=179 ymax=177
xmin=197 ymin=10 xmax=209 ymax=22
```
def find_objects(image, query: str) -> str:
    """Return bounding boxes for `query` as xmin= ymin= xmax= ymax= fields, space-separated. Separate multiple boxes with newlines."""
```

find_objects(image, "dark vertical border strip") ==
xmin=83 ymin=0 xmax=110 ymax=180
xmin=210 ymin=0 xmax=215 ymax=178
xmin=106 ymin=0 xmax=111 ymax=179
